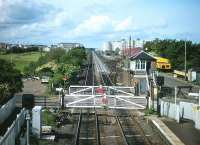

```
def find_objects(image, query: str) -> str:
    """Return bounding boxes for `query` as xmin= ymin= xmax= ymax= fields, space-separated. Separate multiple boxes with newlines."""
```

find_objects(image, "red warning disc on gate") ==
xmin=101 ymin=93 xmax=108 ymax=105
xmin=96 ymin=85 xmax=105 ymax=94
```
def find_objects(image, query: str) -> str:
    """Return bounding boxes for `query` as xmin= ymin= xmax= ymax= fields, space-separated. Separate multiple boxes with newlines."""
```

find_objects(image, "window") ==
xmin=135 ymin=60 xmax=146 ymax=70
xmin=141 ymin=60 xmax=146 ymax=69
xmin=136 ymin=60 xmax=140 ymax=69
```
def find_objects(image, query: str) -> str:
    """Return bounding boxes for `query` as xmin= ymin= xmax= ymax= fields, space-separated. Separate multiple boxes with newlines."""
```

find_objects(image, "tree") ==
xmin=61 ymin=47 xmax=87 ymax=65
xmin=0 ymin=59 xmax=23 ymax=103
xmin=48 ymin=48 xmax=66 ymax=63
xmin=144 ymin=39 xmax=200 ymax=70
xmin=115 ymin=47 xmax=120 ymax=55
xmin=49 ymin=63 xmax=80 ymax=89
xmin=23 ymin=61 xmax=37 ymax=76
xmin=0 ymin=83 xmax=9 ymax=103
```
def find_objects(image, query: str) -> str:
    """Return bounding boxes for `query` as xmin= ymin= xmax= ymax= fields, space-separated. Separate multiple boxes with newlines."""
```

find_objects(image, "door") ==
xmin=140 ymin=79 xmax=146 ymax=94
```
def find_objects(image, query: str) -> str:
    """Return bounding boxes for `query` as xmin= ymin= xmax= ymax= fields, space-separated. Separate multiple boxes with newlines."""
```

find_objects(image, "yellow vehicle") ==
xmin=155 ymin=57 xmax=171 ymax=70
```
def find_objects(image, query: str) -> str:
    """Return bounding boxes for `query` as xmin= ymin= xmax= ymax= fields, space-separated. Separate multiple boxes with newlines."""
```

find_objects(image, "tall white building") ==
xmin=102 ymin=41 xmax=112 ymax=51
xmin=102 ymin=38 xmax=144 ymax=55
xmin=134 ymin=39 xmax=144 ymax=48
xmin=111 ymin=39 xmax=127 ymax=54
xmin=102 ymin=39 xmax=128 ymax=55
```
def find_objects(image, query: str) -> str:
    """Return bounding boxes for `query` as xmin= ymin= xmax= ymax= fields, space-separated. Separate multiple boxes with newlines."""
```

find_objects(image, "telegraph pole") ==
xmin=128 ymin=36 xmax=132 ymax=86
xmin=184 ymin=41 xmax=187 ymax=81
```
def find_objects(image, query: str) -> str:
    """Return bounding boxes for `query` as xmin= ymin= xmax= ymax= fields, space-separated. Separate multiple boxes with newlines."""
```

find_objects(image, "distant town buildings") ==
xmin=0 ymin=42 xmax=8 ymax=51
xmin=102 ymin=39 xmax=127 ymax=54
xmin=0 ymin=42 xmax=47 ymax=51
xmin=0 ymin=42 xmax=84 ymax=52
xmin=102 ymin=38 xmax=144 ymax=55
xmin=57 ymin=43 xmax=84 ymax=51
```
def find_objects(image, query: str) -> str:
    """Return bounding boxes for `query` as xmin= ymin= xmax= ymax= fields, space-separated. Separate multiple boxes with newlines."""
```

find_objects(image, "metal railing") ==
xmin=0 ymin=108 xmax=26 ymax=145
xmin=0 ymin=97 xmax=16 ymax=124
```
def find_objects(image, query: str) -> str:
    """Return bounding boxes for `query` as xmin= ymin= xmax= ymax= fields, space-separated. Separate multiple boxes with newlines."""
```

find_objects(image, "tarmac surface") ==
xmin=159 ymin=72 xmax=200 ymax=92
xmin=163 ymin=118 xmax=200 ymax=145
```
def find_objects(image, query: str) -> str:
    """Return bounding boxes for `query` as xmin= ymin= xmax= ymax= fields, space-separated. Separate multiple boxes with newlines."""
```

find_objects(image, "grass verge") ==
xmin=0 ymin=52 xmax=44 ymax=73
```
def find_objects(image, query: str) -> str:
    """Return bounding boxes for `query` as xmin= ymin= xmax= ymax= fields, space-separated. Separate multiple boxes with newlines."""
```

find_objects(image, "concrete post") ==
xmin=175 ymin=87 xmax=180 ymax=123
xmin=69 ymin=86 xmax=71 ymax=94
xmin=199 ymin=89 xmax=200 ymax=106
xmin=150 ymin=80 xmax=154 ymax=109
xmin=26 ymin=110 xmax=30 ymax=145
xmin=175 ymin=87 xmax=177 ymax=107
xmin=196 ymin=90 xmax=200 ymax=129
xmin=195 ymin=110 xmax=200 ymax=129
xmin=32 ymin=106 xmax=42 ymax=138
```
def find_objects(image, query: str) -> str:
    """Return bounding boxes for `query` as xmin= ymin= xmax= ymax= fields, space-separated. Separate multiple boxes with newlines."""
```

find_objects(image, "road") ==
xmin=159 ymin=72 xmax=200 ymax=93
xmin=15 ymin=79 xmax=60 ymax=107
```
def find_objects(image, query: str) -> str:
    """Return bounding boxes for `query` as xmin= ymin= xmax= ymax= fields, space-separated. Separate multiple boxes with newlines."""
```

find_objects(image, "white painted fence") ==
xmin=160 ymin=99 xmax=200 ymax=129
xmin=0 ymin=97 xmax=16 ymax=124
xmin=160 ymin=101 xmax=178 ymax=120
xmin=0 ymin=108 xmax=26 ymax=145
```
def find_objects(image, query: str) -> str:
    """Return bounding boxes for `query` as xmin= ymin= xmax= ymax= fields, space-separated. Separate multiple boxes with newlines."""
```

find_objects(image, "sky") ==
xmin=0 ymin=0 xmax=200 ymax=48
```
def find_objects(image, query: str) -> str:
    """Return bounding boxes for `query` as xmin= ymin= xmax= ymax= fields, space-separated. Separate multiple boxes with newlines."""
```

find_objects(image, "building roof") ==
xmin=123 ymin=47 xmax=142 ymax=56
xmin=129 ymin=50 xmax=156 ymax=61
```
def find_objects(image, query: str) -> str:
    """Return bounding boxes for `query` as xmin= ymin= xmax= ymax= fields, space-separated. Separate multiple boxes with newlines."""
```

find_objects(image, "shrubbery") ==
xmin=144 ymin=39 xmax=200 ymax=69
xmin=0 ymin=59 xmax=23 ymax=104
xmin=23 ymin=47 xmax=87 ymax=90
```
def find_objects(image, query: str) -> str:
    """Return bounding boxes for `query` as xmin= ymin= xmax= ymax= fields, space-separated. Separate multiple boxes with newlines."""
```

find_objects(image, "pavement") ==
xmin=150 ymin=117 xmax=185 ymax=145
xmin=157 ymin=73 xmax=200 ymax=145
xmin=162 ymin=118 xmax=200 ymax=145
xmin=21 ymin=79 xmax=47 ymax=96
xmin=15 ymin=79 xmax=59 ymax=107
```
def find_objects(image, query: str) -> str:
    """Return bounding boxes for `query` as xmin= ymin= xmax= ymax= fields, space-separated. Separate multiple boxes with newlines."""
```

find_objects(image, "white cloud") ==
xmin=73 ymin=15 xmax=113 ymax=36
xmin=114 ymin=16 xmax=135 ymax=31
xmin=52 ymin=11 xmax=69 ymax=27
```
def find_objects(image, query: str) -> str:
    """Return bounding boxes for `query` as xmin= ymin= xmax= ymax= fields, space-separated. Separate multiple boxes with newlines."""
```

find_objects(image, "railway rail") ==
xmin=93 ymin=52 xmax=113 ymax=86
xmin=115 ymin=110 xmax=151 ymax=145
xmin=73 ymin=52 xmax=153 ymax=145
xmin=73 ymin=108 xmax=153 ymax=145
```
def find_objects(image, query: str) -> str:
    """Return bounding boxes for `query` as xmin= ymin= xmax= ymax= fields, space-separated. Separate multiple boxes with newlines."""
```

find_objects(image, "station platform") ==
xmin=150 ymin=117 xmax=185 ymax=145
xmin=163 ymin=118 xmax=200 ymax=145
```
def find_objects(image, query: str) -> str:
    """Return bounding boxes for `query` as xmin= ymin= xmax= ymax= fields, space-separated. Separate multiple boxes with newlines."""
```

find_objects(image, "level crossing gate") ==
xmin=63 ymin=86 xmax=147 ymax=109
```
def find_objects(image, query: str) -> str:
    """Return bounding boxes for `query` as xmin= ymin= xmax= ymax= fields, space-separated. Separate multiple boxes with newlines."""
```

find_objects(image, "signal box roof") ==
xmin=130 ymin=50 xmax=156 ymax=61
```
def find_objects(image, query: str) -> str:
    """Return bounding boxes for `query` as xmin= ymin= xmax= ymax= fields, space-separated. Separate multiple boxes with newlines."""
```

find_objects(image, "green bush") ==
xmin=144 ymin=107 xmax=157 ymax=116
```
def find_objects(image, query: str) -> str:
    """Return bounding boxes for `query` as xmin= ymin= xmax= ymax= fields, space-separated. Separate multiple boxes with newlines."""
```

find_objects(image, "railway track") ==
xmin=116 ymin=110 xmax=151 ymax=145
xmin=73 ymin=52 xmax=154 ymax=145
xmin=93 ymin=52 xmax=113 ymax=86
xmin=73 ymin=109 xmax=153 ymax=145
xmin=74 ymin=109 xmax=100 ymax=145
xmin=98 ymin=111 xmax=124 ymax=145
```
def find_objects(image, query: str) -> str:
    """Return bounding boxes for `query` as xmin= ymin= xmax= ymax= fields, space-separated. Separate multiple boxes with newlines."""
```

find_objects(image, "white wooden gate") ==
xmin=64 ymin=86 xmax=146 ymax=109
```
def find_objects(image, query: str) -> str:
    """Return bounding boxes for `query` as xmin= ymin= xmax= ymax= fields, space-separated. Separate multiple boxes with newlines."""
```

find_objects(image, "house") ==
xmin=124 ymin=48 xmax=156 ymax=94
xmin=57 ymin=43 xmax=84 ymax=51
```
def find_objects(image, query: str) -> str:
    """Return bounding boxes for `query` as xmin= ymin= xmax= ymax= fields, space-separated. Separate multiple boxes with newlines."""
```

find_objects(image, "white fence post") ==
xmin=174 ymin=87 xmax=180 ymax=122
xmin=199 ymin=89 xmax=200 ymax=106
xmin=175 ymin=87 xmax=177 ymax=107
